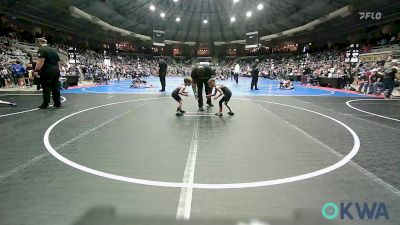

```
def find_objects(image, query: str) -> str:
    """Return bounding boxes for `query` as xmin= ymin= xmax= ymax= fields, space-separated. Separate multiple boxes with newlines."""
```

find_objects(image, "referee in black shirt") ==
xmin=158 ymin=58 xmax=167 ymax=92
xmin=191 ymin=64 xmax=214 ymax=111
xmin=34 ymin=37 xmax=61 ymax=109
xmin=251 ymin=59 xmax=260 ymax=90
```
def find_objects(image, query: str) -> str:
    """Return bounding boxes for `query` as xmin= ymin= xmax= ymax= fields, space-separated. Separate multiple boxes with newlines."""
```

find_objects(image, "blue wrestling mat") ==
xmin=63 ymin=76 xmax=369 ymax=97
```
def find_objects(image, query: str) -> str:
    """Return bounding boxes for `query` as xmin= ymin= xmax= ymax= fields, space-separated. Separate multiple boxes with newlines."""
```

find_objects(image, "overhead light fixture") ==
xmin=233 ymin=0 xmax=239 ymax=3
xmin=173 ymin=0 xmax=178 ymax=2
xmin=246 ymin=11 xmax=252 ymax=17
xmin=257 ymin=3 xmax=264 ymax=10
xmin=203 ymin=19 xmax=208 ymax=24
xmin=230 ymin=16 xmax=236 ymax=22
xmin=160 ymin=12 xmax=165 ymax=18
xmin=176 ymin=17 xmax=181 ymax=22
xmin=149 ymin=4 xmax=155 ymax=11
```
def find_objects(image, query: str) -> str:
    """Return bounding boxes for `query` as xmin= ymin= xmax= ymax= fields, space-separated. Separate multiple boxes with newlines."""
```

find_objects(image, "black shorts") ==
xmin=220 ymin=93 xmax=231 ymax=103
xmin=172 ymin=92 xmax=181 ymax=102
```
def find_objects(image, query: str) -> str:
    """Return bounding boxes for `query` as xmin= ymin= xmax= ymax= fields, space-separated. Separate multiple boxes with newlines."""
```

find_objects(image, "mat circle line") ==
xmin=346 ymin=99 xmax=400 ymax=122
xmin=43 ymin=97 xmax=360 ymax=189
xmin=0 ymin=95 xmax=67 ymax=118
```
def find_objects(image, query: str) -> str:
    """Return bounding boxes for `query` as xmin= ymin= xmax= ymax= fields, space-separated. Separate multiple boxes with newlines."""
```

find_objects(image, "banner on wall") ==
xmin=359 ymin=51 xmax=392 ymax=62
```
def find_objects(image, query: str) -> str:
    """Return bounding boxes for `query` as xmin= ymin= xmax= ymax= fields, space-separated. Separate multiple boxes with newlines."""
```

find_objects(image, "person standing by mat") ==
xmin=234 ymin=63 xmax=240 ymax=84
xmin=251 ymin=59 xmax=260 ymax=90
xmin=158 ymin=58 xmax=167 ymax=92
xmin=302 ymin=65 xmax=311 ymax=85
xmin=191 ymin=64 xmax=214 ymax=111
xmin=34 ymin=37 xmax=61 ymax=109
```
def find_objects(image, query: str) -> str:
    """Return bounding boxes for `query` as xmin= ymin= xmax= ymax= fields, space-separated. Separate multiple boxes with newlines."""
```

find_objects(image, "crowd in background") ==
xmin=0 ymin=26 xmax=399 ymax=97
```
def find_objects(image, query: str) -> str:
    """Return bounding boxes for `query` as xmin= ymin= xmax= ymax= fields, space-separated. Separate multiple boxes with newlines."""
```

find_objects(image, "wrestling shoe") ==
xmin=228 ymin=112 xmax=234 ymax=116
xmin=180 ymin=110 xmax=186 ymax=114
xmin=198 ymin=107 xmax=204 ymax=112
xmin=215 ymin=112 xmax=223 ymax=116
xmin=176 ymin=112 xmax=184 ymax=116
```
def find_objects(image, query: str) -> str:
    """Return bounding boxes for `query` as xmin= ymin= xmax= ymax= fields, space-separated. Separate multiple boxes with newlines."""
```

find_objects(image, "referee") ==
xmin=251 ymin=59 xmax=260 ymax=90
xmin=158 ymin=58 xmax=167 ymax=92
xmin=34 ymin=37 xmax=61 ymax=109
xmin=191 ymin=64 xmax=214 ymax=111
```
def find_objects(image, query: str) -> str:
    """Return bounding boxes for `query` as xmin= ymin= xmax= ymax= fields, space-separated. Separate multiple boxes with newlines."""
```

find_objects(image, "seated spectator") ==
xmin=372 ymin=68 xmax=384 ymax=95
xmin=1 ymin=66 xmax=12 ymax=88
xmin=358 ymin=69 xmax=370 ymax=93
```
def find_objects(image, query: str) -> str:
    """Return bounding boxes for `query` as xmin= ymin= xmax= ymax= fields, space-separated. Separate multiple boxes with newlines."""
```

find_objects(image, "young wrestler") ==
xmin=207 ymin=78 xmax=234 ymax=116
xmin=172 ymin=77 xmax=192 ymax=116
xmin=0 ymin=99 xmax=16 ymax=107
xmin=130 ymin=75 xmax=154 ymax=88
xmin=279 ymin=79 xmax=294 ymax=90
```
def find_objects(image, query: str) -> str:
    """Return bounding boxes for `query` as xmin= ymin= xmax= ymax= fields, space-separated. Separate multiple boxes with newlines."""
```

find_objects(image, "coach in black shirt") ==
xmin=191 ymin=64 xmax=214 ymax=111
xmin=34 ymin=37 xmax=61 ymax=109
xmin=158 ymin=58 xmax=167 ymax=92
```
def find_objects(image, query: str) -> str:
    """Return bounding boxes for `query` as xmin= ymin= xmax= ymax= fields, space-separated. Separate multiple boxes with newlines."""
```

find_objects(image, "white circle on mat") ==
xmin=43 ymin=97 xmax=360 ymax=189
xmin=346 ymin=98 xmax=400 ymax=122
xmin=0 ymin=95 xmax=66 ymax=118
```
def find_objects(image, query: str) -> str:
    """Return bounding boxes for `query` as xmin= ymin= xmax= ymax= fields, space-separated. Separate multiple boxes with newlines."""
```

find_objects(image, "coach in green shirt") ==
xmin=34 ymin=37 xmax=61 ymax=109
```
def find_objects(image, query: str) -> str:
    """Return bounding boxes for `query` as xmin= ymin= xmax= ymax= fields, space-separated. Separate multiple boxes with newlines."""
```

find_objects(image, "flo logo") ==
xmin=359 ymin=12 xmax=382 ymax=20
xmin=321 ymin=202 xmax=389 ymax=220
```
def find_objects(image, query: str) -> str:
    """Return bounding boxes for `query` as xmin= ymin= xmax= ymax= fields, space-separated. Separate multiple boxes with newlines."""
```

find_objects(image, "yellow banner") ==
xmin=359 ymin=52 xmax=392 ymax=62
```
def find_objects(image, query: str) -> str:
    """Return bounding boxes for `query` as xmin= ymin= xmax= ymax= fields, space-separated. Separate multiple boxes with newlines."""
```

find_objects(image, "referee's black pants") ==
xmin=196 ymin=79 xmax=212 ymax=108
xmin=159 ymin=75 xmax=166 ymax=91
xmin=41 ymin=75 xmax=61 ymax=106
xmin=251 ymin=75 xmax=259 ymax=89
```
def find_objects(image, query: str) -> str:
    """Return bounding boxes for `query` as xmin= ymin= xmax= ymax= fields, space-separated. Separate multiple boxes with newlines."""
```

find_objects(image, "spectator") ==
xmin=381 ymin=60 xmax=398 ymax=98
xmin=372 ymin=68 xmax=384 ymax=95
xmin=358 ymin=69 xmax=370 ymax=93
xmin=1 ymin=66 xmax=11 ymax=88
xmin=10 ymin=60 xmax=26 ymax=88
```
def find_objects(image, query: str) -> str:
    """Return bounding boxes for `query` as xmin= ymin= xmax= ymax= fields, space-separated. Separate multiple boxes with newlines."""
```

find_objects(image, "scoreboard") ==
xmin=153 ymin=30 xmax=165 ymax=47
xmin=245 ymin=31 xmax=258 ymax=49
